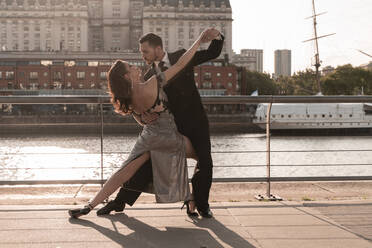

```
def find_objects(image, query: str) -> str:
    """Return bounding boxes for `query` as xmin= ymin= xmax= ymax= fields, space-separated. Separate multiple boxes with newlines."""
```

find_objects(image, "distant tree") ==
xmin=322 ymin=64 xmax=372 ymax=95
xmin=244 ymin=71 xmax=277 ymax=95
xmin=275 ymin=69 xmax=317 ymax=95
xmin=239 ymin=64 xmax=372 ymax=96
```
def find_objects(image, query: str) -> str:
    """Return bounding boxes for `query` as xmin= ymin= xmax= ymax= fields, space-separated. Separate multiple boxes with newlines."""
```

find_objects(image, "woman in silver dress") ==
xmin=68 ymin=28 xmax=218 ymax=219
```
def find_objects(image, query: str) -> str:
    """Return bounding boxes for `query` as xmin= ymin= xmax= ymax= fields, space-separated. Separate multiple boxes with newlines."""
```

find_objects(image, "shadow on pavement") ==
xmin=68 ymin=213 xmax=256 ymax=248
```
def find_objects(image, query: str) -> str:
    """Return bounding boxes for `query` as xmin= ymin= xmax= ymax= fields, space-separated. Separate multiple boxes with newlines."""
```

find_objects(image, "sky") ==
xmin=230 ymin=0 xmax=372 ymax=74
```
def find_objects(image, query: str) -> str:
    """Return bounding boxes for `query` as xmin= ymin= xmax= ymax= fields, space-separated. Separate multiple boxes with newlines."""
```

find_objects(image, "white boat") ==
xmin=253 ymin=103 xmax=372 ymax=130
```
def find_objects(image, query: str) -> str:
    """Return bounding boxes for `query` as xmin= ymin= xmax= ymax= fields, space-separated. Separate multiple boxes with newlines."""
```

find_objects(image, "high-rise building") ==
xmin=0 ymin=0 xmax=89 ymax=52
xmin=0 ymin=0 xmax=231 ymax=54
xmin=232 ymin=49 xmax=263 ymax=72
xmin=142 ymin=0 xmax=232 ymax=59
xmin=274 ymin=49 xmax=291 ymax=77
xmin=0 ymin=0 xmax=140 ymax=52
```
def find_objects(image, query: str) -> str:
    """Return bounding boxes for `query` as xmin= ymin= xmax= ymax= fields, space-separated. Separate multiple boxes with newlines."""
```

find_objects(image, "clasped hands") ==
xmin=200 ymin=28 xmax=221 ymax=43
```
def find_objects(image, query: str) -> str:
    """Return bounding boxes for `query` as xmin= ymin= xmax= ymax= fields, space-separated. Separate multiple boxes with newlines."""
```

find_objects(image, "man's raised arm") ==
xmin=189 ymin=28 xmax=225 ymax=67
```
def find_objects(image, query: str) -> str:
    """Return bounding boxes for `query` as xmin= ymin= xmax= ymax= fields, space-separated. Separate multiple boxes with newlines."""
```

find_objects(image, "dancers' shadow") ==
xmin=192 ymin=217 xmax=256 ymax=248
xmin=68 ymin=213 xmax=255 ymax=247
xmin=69 ymin=213 xmax=219 ymax=247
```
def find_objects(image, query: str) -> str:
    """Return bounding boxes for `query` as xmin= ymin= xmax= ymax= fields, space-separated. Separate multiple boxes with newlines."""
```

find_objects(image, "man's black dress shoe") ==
xmin=198 ymin=208 xmax=213 ymax=218
xmin=96 ymin=200 xmax=125 ymax=216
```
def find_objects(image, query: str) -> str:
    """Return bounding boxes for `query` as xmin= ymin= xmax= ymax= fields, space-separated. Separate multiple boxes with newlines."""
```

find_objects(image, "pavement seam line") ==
xmin=312 ymin=183 xmax=335 ymax=193
xmin=295 ymin=202 xmax=372 ymax=243
xmin=225 ymin=205 xmax=264 ymax=248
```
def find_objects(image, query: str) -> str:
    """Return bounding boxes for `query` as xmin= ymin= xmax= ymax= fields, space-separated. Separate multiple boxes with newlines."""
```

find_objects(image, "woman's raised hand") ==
xmin=199 ymin=28 xmax=221 ymax=43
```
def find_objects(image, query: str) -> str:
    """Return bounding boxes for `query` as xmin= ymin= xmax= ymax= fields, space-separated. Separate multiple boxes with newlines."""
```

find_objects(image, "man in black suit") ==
xmin=97 ymin=29 xmax=224 ymax=218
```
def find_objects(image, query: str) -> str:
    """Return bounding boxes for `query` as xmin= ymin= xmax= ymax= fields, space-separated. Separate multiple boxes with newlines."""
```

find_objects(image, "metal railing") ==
xmin=1 ymin=95 xmax=372 ymax=199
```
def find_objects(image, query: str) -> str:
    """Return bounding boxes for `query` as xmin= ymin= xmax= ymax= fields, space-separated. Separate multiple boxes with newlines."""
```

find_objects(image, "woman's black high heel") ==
xmin=181 ymin=200 xmax=199 ymax=217
xmin=68 ymin=203 xmax=93 ymax=219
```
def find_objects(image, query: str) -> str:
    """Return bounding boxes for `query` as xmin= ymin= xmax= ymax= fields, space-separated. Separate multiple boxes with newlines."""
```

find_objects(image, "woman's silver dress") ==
xmin=117 ymin=71 xmax=190 ymax=203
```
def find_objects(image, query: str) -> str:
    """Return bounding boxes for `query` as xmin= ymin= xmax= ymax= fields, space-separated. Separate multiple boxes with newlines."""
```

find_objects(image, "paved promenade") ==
xmin=0 ymin=200 xmax=371 ymax=248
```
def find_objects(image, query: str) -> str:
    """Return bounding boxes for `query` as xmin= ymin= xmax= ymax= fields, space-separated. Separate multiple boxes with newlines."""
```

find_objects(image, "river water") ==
xmin=1 ymin=134 xmax=372 ymax=182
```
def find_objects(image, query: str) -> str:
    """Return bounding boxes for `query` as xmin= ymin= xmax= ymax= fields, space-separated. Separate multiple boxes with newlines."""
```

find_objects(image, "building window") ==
xmin=227 ymin=82 xmax=233 ymax=88
xmin=77 ymin=71 xmax=85 ymax=79
xmin=90 ymin=72 xmax=95 ymax=77
xmin=100 ymin=71 xmax=107 ymax=80
xmin=78 ymin=83 xmax=84 ymax=88
xmin=204 ymin=72 xmax=211 ymax=80
xmin=217 ymin=72 xmax=221 ymax=77
xmin=53 ymin=71 xmax=62 ymax=80
xmin=228 ymin=72 xmax=232 ymax=77
xmin=30 ymin=72 xmax=38 ymax=80
xmin=5 ymin=71 xmax=14 ymax=80
xmin=202 ymin=82 xmax=212 ymax=89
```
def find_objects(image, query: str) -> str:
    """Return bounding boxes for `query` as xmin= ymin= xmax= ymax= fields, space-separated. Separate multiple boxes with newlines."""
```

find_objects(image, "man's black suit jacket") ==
xmin=144 ymin=37 xmax=224 ymax=132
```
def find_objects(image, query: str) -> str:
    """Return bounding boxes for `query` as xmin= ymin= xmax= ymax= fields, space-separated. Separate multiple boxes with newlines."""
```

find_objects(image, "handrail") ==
xmin=1 ymin=95 xmax=372 ymax=104
xmin=1 ymin=95 xmax=372 ymax=201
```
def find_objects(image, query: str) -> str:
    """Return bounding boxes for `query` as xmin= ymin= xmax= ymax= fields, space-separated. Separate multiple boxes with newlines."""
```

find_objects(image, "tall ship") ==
xmin=253 ymin=1 xmax=372 ymax=131
xmin=253 ymin=103 xmax=372 ymax=130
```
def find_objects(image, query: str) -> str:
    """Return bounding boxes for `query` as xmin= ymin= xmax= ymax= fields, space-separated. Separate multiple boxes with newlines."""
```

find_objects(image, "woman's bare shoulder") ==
xmin=132 ymin=75 xmax=158 ymax=113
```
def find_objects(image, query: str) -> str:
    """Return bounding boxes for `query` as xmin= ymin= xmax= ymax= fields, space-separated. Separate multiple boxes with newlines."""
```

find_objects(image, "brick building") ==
xmin=0 ymin=51 xmax=144 ymax=90
xmin=194 ymin=61 xmax=238 ymax=96
xmin=0 ymin=51 xmax=239 ymax=95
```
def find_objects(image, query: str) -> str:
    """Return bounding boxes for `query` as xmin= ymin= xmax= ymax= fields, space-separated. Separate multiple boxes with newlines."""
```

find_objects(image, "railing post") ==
xmin=255 ymin=98 xmax=282 ymax=201
xmin=266 ymin=102 xmax=272 ymax=198
xmin=100 ymin=101 xmax=104 ymax=189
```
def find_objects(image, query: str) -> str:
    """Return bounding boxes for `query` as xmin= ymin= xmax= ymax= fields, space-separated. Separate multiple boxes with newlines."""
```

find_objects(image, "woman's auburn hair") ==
xmin=107 ymin=60 xmax=133 ymax=116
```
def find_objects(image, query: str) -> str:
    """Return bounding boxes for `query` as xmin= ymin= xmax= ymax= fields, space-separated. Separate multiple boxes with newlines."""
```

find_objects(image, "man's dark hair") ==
xmin=139 ymin=33 xmax=163 ymax=48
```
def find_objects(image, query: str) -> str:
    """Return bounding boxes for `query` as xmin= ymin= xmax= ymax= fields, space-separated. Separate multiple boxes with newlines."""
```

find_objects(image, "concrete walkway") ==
xmin=0 ymin=200 xmax=371 ymax=248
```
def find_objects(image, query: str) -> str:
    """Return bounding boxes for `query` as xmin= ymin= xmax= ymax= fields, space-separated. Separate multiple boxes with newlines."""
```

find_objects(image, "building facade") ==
xmin=142 ymin=0 xmax=232 ymax=60
xmin=0 ymin=51 xmax=239 ymax=95
xmin=0 ymin=51 xmax=144 ymax=91
xmin=274 ymin=49 xmax=291 ymax=77
xmin=1 ymin=0 xmax=231 ymax=54
xmin=232 ymin=49 xmax=263 ymax=72
xmin=0 ymin=0 xmax=238 ymax=96
xmin=0 ymin=0 xmax=89 ymax=52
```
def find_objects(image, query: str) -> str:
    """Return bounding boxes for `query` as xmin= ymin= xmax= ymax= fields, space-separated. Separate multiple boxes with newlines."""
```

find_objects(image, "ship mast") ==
xmin=357 ymin=50 xmax=372 ymax=58
xmin=303 ymin=0 xmax=335 ymax=94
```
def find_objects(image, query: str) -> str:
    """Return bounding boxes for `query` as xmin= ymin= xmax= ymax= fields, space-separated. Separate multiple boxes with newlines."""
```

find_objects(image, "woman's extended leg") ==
xmin=89 ymin=151 xmax=150 ymax=208
xmin=69 ymin=152 xmax=150 ymax=218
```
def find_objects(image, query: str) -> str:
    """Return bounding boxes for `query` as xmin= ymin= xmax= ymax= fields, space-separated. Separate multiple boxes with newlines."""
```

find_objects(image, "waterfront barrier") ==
xmin=1 ymin=95 xmax=372 ymax=200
